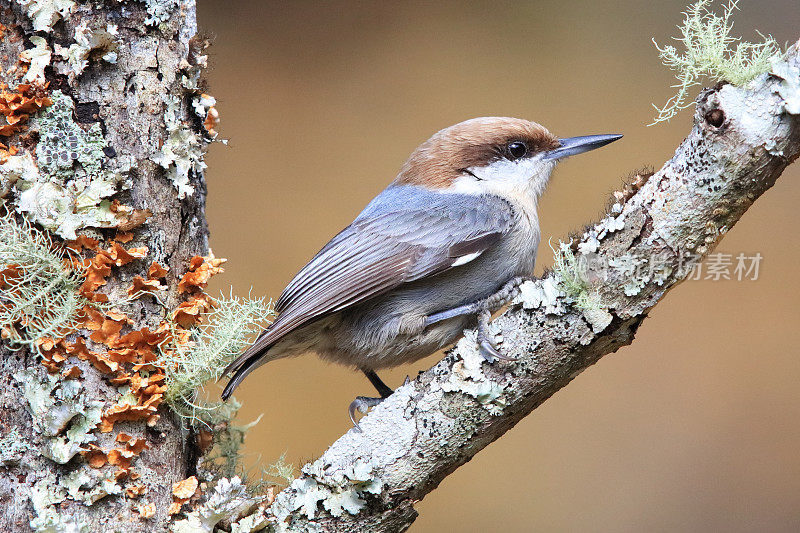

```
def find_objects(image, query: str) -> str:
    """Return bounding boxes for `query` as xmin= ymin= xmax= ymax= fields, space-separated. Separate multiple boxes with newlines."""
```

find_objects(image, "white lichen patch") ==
xmin=15 ymin=0 xmax=75 ymax=32
xmin=1 ymin=151 xmax=38 ymax=197
xmin=516 ymin=278 xmax=565 ymax=315
xmin=579 ymin=295 xmax=613 ymax=336
xmin=62 ymin=469 xmax=122 ymax=504
xmin=609 ymin=253 xmax=647 ymax=296
xmin=14 ymin=368 xmax=103 ymax=464
xmin=609 ymin=251 xmax=674 ymax=298
xmin=55 ymin=22 xmax=119 ymax=81
xmin=578 ymin=212 xmax=627 ymax=257
xmin=142 ymin=0 xmax=180 ymax=27
xmin=439 ymin=331 xmax=506 ymax=414
xmin=151 ymin=94 xmax=206 ymax=199
xmin=21 ymin=36 xmax=52 ymax=84
xmin=577 ymin=234 xmax=600 ymax=255
xmin=171 ymin=476 xmax=255 ymax=533
xmin=29 ymin=473 xmax=77 ymax=533
xmin=229 ymin=506 xmax=271 ymax=533
xmin=770 ymin=56 xmax=800 ymax=115
xmin=12 ymin=91 xmax=128 ymax=239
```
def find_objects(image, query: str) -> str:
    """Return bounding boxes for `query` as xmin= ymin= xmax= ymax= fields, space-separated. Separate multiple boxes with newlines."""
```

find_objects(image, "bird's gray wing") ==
xmin=222 ymin=186 xmax=514 ymax=396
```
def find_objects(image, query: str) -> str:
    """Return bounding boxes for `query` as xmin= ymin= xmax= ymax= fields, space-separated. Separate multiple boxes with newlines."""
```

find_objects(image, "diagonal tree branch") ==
xmin=265 ymin=39 xmax=800 ymax=532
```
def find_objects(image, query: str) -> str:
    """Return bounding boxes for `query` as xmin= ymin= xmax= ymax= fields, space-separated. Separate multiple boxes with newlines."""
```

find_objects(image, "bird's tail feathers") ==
xmin=221 ymin=330 xmax=275 ymax=400
xmin=221 ymin=355 xmax=262 ymax=400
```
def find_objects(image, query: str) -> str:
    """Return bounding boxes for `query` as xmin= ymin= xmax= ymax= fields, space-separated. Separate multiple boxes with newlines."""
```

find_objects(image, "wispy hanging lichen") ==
xmin=163 ymin=291 xmax=275 ymax=425
xmin=651 ymin=0 xmax=781 ymax=123
xmin=0 ymin=211 xmax=86 ymax=347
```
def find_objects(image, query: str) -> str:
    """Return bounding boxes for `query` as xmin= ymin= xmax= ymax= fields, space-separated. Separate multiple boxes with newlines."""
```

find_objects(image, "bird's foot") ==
xmin=475 ymin=276 xmax=527 ymax=363
xmin=348 ymin=396 xmax=386 ymax=432
xmin=476 ymin=308 xmax=516 ymax=363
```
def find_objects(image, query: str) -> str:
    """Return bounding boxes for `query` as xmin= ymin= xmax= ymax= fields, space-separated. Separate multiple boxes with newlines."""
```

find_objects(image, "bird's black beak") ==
xmin=543 ymin=134 xmax=623 ymax=160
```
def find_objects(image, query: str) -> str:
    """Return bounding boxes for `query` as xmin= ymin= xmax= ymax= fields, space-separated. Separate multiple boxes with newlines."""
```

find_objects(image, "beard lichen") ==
xmin=161 ymin=290 xmax=277 ymax=486
xmin=162 ymin=291 xmax=275 ymax=426
xmin=651 ymin=0 xmax=781 ymax=124
xmin=0 ymin=211 xmax=87 ymax=347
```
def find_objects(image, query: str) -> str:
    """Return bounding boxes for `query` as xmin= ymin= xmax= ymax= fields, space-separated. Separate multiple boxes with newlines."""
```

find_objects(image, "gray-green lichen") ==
xmin=15 ymin=0 xmax=75 ymax=32
xmin=269 ymin=458 xmax=382 ymax=527
xmin=0 ymin=427 xmax=27 ymax=465
xmin=164 ymin=293 xmax=275 ymax=427
xmin=151 ymin=94 xmax=206 ymax=199
xmin=771 ymin=57 xmax=800 ymax=115
xmin=12 ymin=91 xmax=128 ymax=239
xmin=14 ymin=368 xmax=103 ymax=464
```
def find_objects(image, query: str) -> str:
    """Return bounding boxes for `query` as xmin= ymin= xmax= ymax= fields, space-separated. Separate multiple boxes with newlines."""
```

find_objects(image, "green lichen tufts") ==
xmin=651 ymin=0 xmax=781 ymax=124
xmin=551 ymin=240 xmax=590 ymax=301
xmin=0 ymin=211 xmax=87 ymax=347
xmin=550 ymin=240 xmax=613 ymax=334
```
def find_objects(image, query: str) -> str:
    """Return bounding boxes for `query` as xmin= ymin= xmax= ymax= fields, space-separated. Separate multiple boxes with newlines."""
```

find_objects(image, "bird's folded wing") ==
xmin=225 ymin=188 xmax=515 ymax=375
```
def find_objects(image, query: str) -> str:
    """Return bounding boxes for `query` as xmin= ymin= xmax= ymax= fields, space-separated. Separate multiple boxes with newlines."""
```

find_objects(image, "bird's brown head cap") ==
xmin=395 ymin=117 xmax=560 ymax=188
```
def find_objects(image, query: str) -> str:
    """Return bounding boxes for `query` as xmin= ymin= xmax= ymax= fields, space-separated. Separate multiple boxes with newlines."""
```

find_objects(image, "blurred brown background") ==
xmin=195 ymin=1 xmax=800 ymax=531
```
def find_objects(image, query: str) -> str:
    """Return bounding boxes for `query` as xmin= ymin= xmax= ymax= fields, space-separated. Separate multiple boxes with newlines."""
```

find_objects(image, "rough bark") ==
xmin=1 ymin=1 xmax=209 ymax=531
xmin=265 ymin=41 xmax=800 ymax=532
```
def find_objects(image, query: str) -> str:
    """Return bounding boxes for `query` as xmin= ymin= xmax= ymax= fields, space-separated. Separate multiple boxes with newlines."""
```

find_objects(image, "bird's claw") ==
xmin=477 ymin=333 xmax=516 ymax=363
xmin=476 ymin=308 xmax=516 ymax=363
xmin=348 ymin=396 xmax=385 ymax=432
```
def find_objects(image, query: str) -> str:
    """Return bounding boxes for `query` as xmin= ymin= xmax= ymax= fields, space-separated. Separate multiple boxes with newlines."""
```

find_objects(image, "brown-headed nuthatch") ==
xmin=222 ymin=117 xmax=621 ymax=427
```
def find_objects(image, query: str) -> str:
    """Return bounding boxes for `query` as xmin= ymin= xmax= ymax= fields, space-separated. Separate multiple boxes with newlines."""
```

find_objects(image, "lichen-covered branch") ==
xmin=264 ymin=40 xmax=800 ymax=533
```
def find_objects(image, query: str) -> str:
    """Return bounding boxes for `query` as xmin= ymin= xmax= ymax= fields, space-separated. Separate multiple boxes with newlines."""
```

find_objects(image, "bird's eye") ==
xmin=506 ymin=141 xmax=528 ymax=160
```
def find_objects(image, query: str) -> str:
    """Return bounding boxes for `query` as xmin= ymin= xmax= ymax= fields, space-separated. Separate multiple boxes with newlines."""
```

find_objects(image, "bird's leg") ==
xmin=475 ymin=276 xmax=526 ymax=362
xmin=364 ymin=369 xmax=393 ymax=397
xmin=425 ymin=276 xmax=527 ymax=362
xmin=349 ymin=369 xmax=394 ymax=431
xmin=424 ymin=301 xmax=484 ymax=327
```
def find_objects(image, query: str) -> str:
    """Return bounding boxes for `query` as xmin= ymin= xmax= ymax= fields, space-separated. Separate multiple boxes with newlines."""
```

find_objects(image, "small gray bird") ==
xmin=222 ymin=117 xmax=620 ymax=425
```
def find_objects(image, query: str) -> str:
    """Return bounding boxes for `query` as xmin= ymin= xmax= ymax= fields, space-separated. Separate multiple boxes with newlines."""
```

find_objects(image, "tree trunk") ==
xmin=1 ymin=0 xmax=209 ymax=530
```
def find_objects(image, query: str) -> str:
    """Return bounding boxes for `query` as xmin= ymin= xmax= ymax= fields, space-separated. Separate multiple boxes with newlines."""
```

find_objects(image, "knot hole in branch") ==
xmin=704 ymin=108 xmax=726 ymax=128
